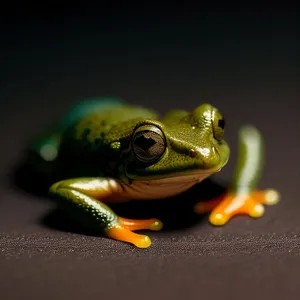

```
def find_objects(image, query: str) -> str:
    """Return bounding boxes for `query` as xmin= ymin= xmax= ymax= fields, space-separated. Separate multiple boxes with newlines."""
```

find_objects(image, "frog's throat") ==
xmin=118 ymin=171 xmax=213 ymax=201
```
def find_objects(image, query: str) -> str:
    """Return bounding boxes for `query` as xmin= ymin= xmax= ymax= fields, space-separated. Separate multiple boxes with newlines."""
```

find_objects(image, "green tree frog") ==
xmin=28 ymin=97 xmax=279 ymax=248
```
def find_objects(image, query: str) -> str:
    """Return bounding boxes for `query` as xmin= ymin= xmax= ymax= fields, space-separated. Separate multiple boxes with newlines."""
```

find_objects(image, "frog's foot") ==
xmin=106 ymin=217 xmax=163 ymax=248
xmin=194 ymin=189 xmax=280 ymax=226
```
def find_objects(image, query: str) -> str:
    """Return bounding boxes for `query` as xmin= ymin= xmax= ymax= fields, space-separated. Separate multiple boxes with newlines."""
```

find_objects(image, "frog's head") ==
xmin=123 ymin=104 xmax=230 ymax=182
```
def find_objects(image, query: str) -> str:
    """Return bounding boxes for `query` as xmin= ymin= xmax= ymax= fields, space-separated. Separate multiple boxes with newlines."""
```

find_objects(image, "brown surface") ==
xmin=1 ymin=13 xmax=300 ymax=300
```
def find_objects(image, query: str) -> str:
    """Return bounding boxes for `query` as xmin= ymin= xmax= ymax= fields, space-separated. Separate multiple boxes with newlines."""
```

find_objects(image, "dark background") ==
xmin=1 ymin=6 xmax=300 ymax=300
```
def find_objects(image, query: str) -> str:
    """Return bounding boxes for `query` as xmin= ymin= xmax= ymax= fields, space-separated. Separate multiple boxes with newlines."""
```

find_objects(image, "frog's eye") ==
xmin=132 ymin=125 xmax=166 ymax=163
xmin=212 ymin=110 xmax=226 ymax=141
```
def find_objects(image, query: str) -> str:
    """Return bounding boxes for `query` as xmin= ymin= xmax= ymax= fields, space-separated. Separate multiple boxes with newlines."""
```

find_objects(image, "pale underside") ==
xmin=103 ymin=172 xmax=213 ymax=203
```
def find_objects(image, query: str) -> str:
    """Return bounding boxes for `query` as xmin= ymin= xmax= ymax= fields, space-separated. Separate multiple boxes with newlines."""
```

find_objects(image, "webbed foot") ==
xmin=194 ymin=189 xmax=280 ymax=225
xmin=195 ymin=125 xmax=280 ymax=226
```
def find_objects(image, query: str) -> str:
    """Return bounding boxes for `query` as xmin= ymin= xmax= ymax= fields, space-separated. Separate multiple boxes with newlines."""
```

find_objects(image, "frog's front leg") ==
xmin=49 ymin=178 xmax=163 ymax=248
xmin=194 ymin=126 xmax=280 ymax=225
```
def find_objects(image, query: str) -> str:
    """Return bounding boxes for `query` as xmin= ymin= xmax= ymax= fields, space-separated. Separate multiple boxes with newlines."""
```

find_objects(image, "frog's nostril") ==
xmin=189 ymin=149 xmax=198 ymax=158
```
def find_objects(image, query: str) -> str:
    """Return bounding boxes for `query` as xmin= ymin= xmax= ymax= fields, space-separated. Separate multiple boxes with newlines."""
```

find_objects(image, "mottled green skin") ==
xmin=29 ymin=97 xmax=263 ymax=245
xmin=57 ymin=104 xmax=229 ymax=180
xmin=57 ymin=105 xmax=160 ymax=179
xmin=32 ymin=99 xmax=230 ymax=182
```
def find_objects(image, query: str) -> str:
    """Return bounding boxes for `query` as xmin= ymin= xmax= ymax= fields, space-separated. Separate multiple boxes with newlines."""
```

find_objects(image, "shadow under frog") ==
xmin=12 ymin=159 xmax=226 ymax=235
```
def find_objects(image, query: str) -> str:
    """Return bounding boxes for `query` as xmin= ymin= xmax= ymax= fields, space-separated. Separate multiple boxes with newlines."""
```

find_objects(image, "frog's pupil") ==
xmin=135 ymin=134 xmax=156 ymax=151
xmin=218 ymin=119 xmax=225 ymax=129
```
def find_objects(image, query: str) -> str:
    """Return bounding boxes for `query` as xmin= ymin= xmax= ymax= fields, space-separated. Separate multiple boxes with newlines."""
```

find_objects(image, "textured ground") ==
xmin=1 ymin=12 xmax=299 ymax=300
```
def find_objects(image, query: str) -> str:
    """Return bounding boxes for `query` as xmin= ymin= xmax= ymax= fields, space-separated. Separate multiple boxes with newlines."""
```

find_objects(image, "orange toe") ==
xmin=106 ymin=225 xmax=152 ymax=248
xmin=194 ymin=189 xmax=280 ymax=226
xmin=119 ymin=217 xmax=163 ymax=231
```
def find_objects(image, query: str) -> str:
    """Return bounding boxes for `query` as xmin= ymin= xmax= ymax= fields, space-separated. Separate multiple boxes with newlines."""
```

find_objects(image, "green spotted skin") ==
xmin=57 ymin=105 xmax=159 ymax=173
xmin=49 ymin=179 xmax=118 ymax=232
xmin=35 ymin=100 xmax=231 ymax=182
xmin=28 ymin=97 xmax=267 ymax=246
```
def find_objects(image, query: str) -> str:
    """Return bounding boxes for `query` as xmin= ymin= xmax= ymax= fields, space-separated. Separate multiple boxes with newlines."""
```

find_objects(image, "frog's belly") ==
xmin=116 ymin=173 xmax=211 ymax=201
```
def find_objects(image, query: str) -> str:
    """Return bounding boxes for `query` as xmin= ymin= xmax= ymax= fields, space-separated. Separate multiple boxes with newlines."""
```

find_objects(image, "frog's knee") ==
xmin=49 ymin=179 xmax=80 ymax=195
xmin=49 ymin=180 xmax=68 ymax=194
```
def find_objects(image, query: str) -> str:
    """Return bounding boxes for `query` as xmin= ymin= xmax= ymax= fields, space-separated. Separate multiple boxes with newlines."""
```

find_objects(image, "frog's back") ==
xmin=29 ymin=97 xmax=126 ymax=156
xmin=28 ymin=97 xmax=159 ymax=179
xmin=73 ymin=104 xmax=159 ymax=137
xmin=59 ymin=104 xmax=158 ymax=160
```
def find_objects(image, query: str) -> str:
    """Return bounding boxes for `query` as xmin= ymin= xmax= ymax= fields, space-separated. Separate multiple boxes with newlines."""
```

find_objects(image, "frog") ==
xmin=27 ymin=97 xmax=279 ymax=248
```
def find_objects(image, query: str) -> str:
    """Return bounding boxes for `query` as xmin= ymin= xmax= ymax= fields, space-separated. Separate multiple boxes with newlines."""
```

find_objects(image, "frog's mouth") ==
xmin=125 ymin=166 xmax=222 ymax=182
xmin=125 ymin=142 xmax=230 ymax=182
xmin=124 ymin=157 xmax=229 ymax=182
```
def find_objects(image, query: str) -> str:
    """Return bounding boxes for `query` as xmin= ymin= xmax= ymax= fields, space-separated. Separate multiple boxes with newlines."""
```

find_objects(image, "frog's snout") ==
xmin=187 ymin=146 xmax=218 ymax=169
xmin=187 ymin=144 xmax=229 ymax=171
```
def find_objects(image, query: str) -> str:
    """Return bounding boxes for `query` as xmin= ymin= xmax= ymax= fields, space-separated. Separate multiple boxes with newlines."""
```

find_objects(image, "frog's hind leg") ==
xmin=194 ymin=126 xmax=280 ymax=225
xmin=49 ymin=177 xmax=163 ymax=248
